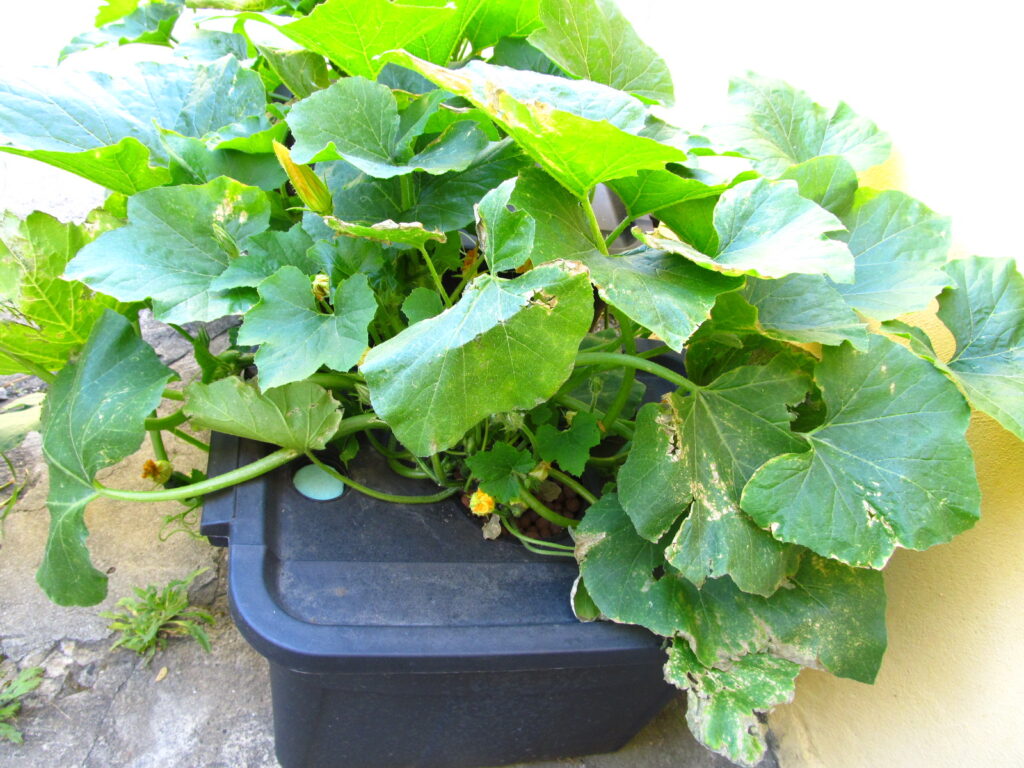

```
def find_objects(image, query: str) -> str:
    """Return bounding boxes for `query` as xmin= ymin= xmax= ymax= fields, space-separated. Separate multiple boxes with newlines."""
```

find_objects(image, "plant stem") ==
xmin=306 ymin=452 xmax=459 ymax=504
xmin=418 ymin=246 xmax=451 ymax=307
xmin=162 ymin=388 xmax=185 ymax=402
xmin=399 ymin=173 xmax=415 ymax=211
xmin=169 ymin=428 xmax=210 ymax=452
xmin=601 ymin=313 xmax=636 ymax=430
xmin=95 ymin=448 xmax=301 ymax=502
xmin=604 ymin=217 xmax=632 ymax=248
xmin=587 ymin=448 xmax=631 ymax=466
xmin=309 ymin=371 xmax=363 ymax=390
xmin=144 ymin=410 xmax=187 ymax=431
xmin=581 ymin=196 xmax=610 ymax=256
xmin=333 ymin=412 xmax=387 ymax=440
xmin=149 ymin=428 xmax=169 ymax=463
xmin=518 ymin=486 xmax=579 ymax=528
xmin=387 ymin=457 xmax=430 ymax=479
xmin=547 ymin=467 xmax=597 ymax=505
xmin=430 ymin=453 xmax=447 ymax=484
xmin=0 ymin=344 xmax=54 ymax=383
xmin=499 ymin=514 xmax=575 ymax=556
xmin=636 ymin=344 xmax=672 ymax=359
xmin=574 ymin=351 xmax=698 ymax=394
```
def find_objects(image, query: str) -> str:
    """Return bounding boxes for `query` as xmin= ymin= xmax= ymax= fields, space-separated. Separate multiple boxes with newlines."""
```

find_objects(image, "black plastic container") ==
xmin=202 ymin=428 xmax=675 ymax=768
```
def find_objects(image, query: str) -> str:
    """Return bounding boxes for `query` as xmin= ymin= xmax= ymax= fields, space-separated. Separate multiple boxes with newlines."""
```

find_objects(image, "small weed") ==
xmin=101 ymin=568 xmax=215 ymax=663
xmin=0 ymin=666 xmax=43 ymax=743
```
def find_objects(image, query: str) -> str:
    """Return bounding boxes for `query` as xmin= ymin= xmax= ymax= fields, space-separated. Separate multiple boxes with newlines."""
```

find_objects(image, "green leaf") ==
xmin=96 ymin=0 xmax=141 ymax=25
xmin=779 ymin=155 xmax=858 ymax=216
xmin=210 ymin=224 xmax=322 ymax=290
xmin=742 ymin=335 xmax=981 ymax=568
xmin=744 ymin=275 xmax=871 ymax=349
xmin=277 ymin=0 xmax=457 ymax=78
xmin=832 ymin=189 xmax=952 ymax=321
xmin=402 ymin=287 xmax=444 ymax=325
xmin=61 ymin=0 xmax=184 ymax=60
xmin=666 ymin=641 xmax=799 ymax=768
xmin=38 ymin=311 xmax=173 ymax=605
xmin=159 ymin=131 xmax=288 ymax=191
xmin=257 ymin=46 xmax=330 ymax=99
xmin=505 ymin=168 xmax=743 ymax=350
xmin=323 ymin=217 xmax=446 ymax=249
xmin=465 ymin=441 xmax=534 ymax=503
xmin=640 ymin=178 xmax=854 ymax=281
xmin=405 ymin=0 xmax=486 ymax=65
xmin=175 ymin=30 xmax=250 ymax=62
xmin=0 ymin=393 xmax=46 ymax=453
xmin=585 ymin=248 xmax=743 ymax=352
xmin=617 ymin=356 xmax=808 ymax=596
xmin=528 ymin=0 xmax=674 ymax=105
xmin=237 ymin=267 xmax=377 ymax=390
xmin=718 ymin=73 xmax=891 ymax=176
xmin=0 ymin=211 xmax=122 ymax=375
xmin=476 ymin=178 xmax=536 ymax=273
xmin=465 ymin=0 xmax=542 ymax=49
xmin=65 ymin=178 xmax=270 ymax=324
xmin=184 ymin=377 xmax=343 ymax=451
xmin=936 ymin=256 xmax=1024 ymax=439
xmin=577 ymin=494 xmax=888 ymax=681
xmin=608 ymin=170 xmax=730 ymax=221
xmin=361 ymin=262 xmax=593 ymax=455
xmin=0 ymin=57 xmax=269 ymax=193
xmin=289 ymin=77 xmax=488 ymax=177
xmin=490 ymin=37 xmax=564 ymax=76
xmin=384 ymin=52 xmax=686 ymax=198
xmin=536 ymin=411 xmax=600 ymax=476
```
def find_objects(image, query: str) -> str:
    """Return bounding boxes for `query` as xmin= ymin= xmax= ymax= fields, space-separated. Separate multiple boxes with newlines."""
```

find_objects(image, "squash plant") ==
xmin=2 ymin=0 xmax=1023 ymax=764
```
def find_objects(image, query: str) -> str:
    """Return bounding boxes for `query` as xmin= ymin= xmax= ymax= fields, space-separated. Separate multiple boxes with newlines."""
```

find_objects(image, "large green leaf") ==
xmin=384 ymin=52 xmax=685 ymax=198
xmin=210 ymin=224 xmax=322 ymax=291
xmin=742 ymin=335 xmax=980 ymax=568
xmin=779 ymin=155 xmax=859 ymax=216
xmin=405 ymin=0 xmax=486 ymax=64
xmin=832 ymin=189 xmax=952 ymax=321
xmin=38 ymin=311 xmax=173 ymax=605
xmin=744 ymin=275 xmax=870 ymax=349
xmin=361 ymin=262 xmax=593 ymax=455
xmin=0 ymin=211 xmax=122 ymax=375
xmin=277 ymin=0 xmax=456 ymax=78
xmin=0 ymin=58 xmax=270 ymax=193
xmin=608 ymin=170 xmax=731 ymax=221
xmin=665 ymin=641 xmax=799 ymax=768
xmin=717 ymin=73 xmax=891 ymax=176
xmin=184 ymin=378 xmax=343 ymax=451
xmin=617 ymin=356 xmax=808 ymax=596
xmin=237 ymin=267 xmax=377 ymax=390
xmin=289 ymin=77 xmax=488 ymax=177
xmin=507 ymin=168 xmax=742 ymax=350
xmin=464 ymin=0 xmax=541 ymax=49
xmin=257 ymin=46 xmax=331 ymax=99
xmin=576 ymin=493 xmax=888 ymax=680
xmin=935 ymin=256 xmax=1024 ymax=439
xmin=324 ymin=140 xmax=529 ymax=232
xmin=64 ymin=178 xmax=270 ymax=324
xmin=61 ymin=0 xmax=184 ymax=60
xmin=476 ymin=178 xmax=536 ymax=273
xmin=528 ymin=0 xmax=674 ymax=105
xmin=641 ymin=178 xmax=854 ymax=281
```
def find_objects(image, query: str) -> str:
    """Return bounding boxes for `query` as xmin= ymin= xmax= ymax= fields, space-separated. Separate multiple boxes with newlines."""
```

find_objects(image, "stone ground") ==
xmin=0 ymin=119 xmax=776 ymax=768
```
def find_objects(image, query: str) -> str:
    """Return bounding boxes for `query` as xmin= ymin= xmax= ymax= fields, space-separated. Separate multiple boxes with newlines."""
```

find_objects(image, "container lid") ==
xmin=203 ymin=433 xmax=665 ymax=674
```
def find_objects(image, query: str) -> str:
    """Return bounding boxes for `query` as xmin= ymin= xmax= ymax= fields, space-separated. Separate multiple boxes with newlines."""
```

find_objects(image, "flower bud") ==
xmin=273 ymin=140 xmax=333 ymax=215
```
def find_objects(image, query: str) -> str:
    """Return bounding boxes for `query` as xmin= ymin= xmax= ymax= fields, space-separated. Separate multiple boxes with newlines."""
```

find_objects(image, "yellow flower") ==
xmin=469 ymin=489 xmax=495 ymax=517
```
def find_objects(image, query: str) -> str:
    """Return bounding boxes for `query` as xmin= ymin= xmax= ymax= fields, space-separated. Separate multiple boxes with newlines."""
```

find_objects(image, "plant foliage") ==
xmin=1 ymin=0 xmax=1021 ymax=763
